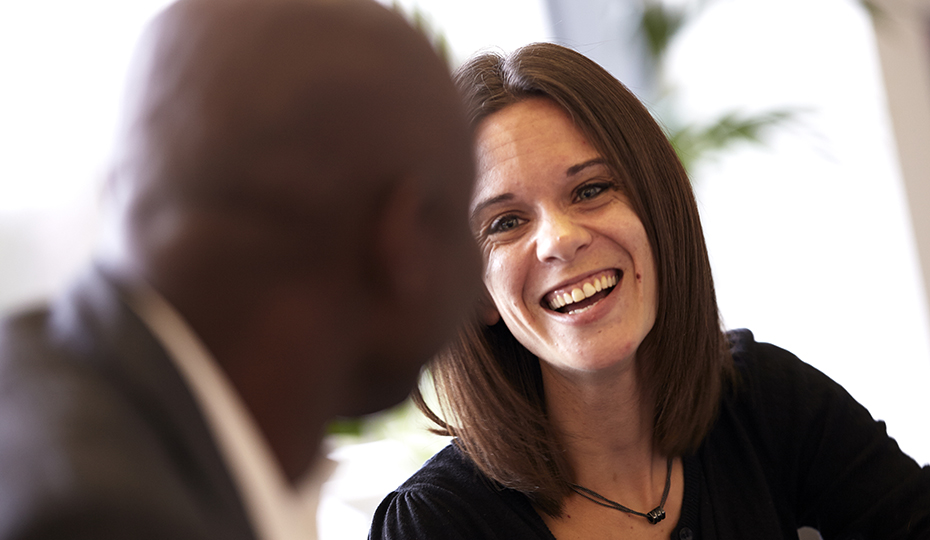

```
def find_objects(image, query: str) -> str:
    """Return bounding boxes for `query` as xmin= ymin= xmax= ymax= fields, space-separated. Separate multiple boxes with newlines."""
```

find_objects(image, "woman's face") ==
xmin=471 ymin=97 xmax=657 ymax=376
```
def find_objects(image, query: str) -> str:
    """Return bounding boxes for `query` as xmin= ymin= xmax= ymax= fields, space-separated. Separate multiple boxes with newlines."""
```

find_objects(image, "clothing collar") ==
xmin=127 ymin=283 xmax=334 ymax=540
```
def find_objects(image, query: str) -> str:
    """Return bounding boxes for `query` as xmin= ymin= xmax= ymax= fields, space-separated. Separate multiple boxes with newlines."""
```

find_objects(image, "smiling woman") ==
xmin=403 ymin=43 xmax=729 ymax=529
xmin=471 ymin=97 xmax=658 ymax=378
xmin=369 ymin=42 xmax=930 ymax=540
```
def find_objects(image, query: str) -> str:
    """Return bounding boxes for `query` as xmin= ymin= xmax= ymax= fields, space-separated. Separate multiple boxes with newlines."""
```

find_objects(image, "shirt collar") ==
xmin=126 ymin=284 xmax=334 ymax=540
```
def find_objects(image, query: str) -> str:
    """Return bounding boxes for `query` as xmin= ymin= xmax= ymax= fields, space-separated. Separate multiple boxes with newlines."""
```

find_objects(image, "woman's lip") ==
xmin=543 ymin=271 xmax=623 ymax=323
xmin=540 ymin=269 xmax=622 ymax=310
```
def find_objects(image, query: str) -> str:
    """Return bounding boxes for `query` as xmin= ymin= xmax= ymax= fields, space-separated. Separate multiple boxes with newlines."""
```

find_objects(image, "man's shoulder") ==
xmin=0 ymin=301 xmax=175 ymax=535
xmin=0 ymin=304 xmax=55 ymax=372
xmin=0 ymin=276 xmax=254 ymax=540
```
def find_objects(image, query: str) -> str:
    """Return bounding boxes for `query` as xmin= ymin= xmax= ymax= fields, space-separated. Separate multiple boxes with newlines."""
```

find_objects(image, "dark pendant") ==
xmin=569 ymin=457 xmax=674 ymax=526
xmin=646 ymin=507 xmax=666 ymax=524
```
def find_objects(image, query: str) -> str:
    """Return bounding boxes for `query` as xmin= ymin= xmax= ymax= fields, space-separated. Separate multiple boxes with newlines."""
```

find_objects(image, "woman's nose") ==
xmin=535 ymin=212 xmax=591 ymax=263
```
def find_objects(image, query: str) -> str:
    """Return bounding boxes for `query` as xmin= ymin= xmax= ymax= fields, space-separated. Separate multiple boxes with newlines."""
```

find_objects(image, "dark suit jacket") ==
xmin=0 ymin=267 xmax=256 ymax=539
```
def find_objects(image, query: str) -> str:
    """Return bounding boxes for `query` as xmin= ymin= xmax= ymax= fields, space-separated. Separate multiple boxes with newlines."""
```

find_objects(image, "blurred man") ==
xmin=0 ymin=0 xmax=478 ymax=538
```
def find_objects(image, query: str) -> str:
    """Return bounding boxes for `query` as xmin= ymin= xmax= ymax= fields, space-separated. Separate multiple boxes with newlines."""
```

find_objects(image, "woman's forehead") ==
xmin=474 ymin=100 xmax=598 ymax=175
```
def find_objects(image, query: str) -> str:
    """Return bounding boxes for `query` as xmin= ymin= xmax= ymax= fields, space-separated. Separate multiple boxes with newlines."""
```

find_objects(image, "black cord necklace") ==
xmin=568 ymin=457 xmax=673 ymax=525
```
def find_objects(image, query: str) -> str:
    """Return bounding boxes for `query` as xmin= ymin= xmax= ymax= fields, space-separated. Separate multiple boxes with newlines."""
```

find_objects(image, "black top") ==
xmin=370 ymin=329 xmax=930 ymax=539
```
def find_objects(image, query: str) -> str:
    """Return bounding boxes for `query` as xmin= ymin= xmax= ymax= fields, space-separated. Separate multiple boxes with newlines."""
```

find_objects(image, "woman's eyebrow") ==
xmin=470 ymin=193 xmax=514 ymax=223
xmin=471 ymin=159 xmax=609 ymax=221
xmin=566 ymin=158 xmax=608 ymax=177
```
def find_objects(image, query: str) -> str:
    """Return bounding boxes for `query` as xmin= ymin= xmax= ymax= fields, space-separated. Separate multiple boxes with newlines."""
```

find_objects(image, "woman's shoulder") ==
xmin=713 ymin=329 xmax=930 ymax=536
xmin=726 ymin=328 xmax=805 ymax=372
xmin=721 ymin=328 xmax=870 ymax=438
xmin=724 ymin=328 xmax=842 ymax=400
xmin=370 ymin=443 xmax=554 ymax=540
xmin=399 ymin=443 xmax=473 ymax=482
xmin=388 ymin=443 xmax=492 ymax=502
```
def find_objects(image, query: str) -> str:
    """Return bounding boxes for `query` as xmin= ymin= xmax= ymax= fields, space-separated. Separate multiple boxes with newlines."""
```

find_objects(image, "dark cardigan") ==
xmin=370 ymin=330 xmax=930 ymax=539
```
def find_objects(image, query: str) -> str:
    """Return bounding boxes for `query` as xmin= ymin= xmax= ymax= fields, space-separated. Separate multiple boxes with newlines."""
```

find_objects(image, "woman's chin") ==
xmin=538 ymin=347 xmax=640 ymax=379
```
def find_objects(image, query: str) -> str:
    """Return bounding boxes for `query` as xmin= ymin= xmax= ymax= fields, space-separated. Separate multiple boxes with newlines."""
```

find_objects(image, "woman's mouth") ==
xmin=542 ymin=270 xmax=621 ymax=314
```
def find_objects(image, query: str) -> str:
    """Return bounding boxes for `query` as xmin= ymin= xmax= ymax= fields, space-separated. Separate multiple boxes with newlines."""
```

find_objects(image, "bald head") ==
xmin=115 ymin=0 xmax=470 ymax=248
xmin=103 ymin=0 xmax=478 ymax=475
xmin=108 ymin=0 xmax=474 ymax=301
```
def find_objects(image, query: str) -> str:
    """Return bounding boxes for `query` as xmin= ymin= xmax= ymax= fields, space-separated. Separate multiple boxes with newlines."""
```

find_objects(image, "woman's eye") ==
xmin=488 ymin=215 xmax=523 ymax=234
xmin=574 ymin=181 xmax=615 ymax=202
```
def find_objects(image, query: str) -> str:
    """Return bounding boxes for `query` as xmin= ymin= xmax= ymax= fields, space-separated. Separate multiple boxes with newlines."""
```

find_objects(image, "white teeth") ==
xmin=567 ymin=304 xmax=593 ymax=315
xmin=547 ymin=272 xmax=620 ymax=312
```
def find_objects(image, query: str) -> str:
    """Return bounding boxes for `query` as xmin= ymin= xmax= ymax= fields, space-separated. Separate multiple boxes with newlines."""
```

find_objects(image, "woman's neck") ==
xmin=542 ymin=360 xmax=664 ymax=501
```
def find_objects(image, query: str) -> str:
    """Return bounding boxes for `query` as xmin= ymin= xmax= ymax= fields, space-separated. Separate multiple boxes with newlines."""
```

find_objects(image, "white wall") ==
xmin=666 ymin=0 xmax=930 ymax=465
xmin=872 ymin=0 xmax=930 ymax=359
xmin=0 ymin=0 xmax=175 ymax=311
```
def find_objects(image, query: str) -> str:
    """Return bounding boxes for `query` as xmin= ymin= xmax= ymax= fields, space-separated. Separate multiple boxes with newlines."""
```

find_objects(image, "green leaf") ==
xmin=391 ymin=1 xmax=454 ymax=68
xmin=326 ymin=417 xmax=366 ymax=436
xmin=639 ymin=2 xmax=687 ymax=62
xmin=668 ymin=109 xmax=797 ymax=173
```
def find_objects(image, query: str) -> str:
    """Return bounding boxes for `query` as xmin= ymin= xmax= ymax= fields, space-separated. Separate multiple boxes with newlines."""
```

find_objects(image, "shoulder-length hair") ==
xmin=414 ymin=42 xmax=734 ymax=517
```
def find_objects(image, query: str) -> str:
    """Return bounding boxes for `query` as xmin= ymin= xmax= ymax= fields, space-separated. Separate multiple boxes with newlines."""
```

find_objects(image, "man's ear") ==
xmin=478 ymin=286 xmax=500 ymax=326
xmin=369 ymin=174 xmax=480 ymax=335
xmin=371 ymin=176 xmax=428 ymax=302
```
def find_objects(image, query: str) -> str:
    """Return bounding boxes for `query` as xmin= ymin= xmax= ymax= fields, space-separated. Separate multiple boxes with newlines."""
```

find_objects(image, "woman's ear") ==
xmin=478 ymin=286 xmax=500 ymax=326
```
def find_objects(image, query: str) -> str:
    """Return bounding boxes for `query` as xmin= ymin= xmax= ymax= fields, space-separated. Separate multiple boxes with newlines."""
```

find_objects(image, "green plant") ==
xmin=636 ymin=0 xmax=798 ymax=174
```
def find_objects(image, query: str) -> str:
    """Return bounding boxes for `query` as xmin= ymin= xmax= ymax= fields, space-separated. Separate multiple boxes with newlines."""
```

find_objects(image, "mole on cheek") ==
xmin=636 ymin=273 xmax=642 ymax=281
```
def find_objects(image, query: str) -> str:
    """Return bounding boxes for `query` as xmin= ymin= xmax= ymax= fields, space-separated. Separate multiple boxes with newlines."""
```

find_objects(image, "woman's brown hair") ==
xmin=415 ymin=42 xmax=734 ymax=517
